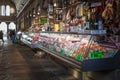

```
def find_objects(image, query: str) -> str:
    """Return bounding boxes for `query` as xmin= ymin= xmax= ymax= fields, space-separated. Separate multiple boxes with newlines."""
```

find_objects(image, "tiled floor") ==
xmin=0 ymin=41 xmax=77 ymax=80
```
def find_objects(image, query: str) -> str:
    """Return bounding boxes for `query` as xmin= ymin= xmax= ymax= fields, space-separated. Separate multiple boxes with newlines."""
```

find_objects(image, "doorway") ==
xmin=0 ymin=22 xmax=7 ymax=41
xmin=9 ymin=22 xmax=16 ymax=30
xmin=0 ymin=22 xmax=16 ymax=41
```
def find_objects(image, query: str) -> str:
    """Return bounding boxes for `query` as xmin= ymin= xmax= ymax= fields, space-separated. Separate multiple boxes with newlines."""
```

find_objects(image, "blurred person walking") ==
xmin=0 ymin=30 xmax=4 ymax=43
xmin=10 ymin=30 xmax=16 ymax=43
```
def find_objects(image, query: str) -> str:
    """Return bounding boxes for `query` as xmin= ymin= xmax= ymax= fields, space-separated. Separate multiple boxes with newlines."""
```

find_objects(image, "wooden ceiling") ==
xmin=12 ymin=0 xmax=29 ymax=13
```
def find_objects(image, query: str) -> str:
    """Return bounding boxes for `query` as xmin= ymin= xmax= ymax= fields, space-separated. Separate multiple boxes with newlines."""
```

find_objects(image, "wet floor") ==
xmin=0 ymin=41 xmax=77 ymax=80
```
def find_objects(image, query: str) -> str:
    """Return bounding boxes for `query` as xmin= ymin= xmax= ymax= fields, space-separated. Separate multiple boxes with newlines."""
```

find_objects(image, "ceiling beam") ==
xmin=17 ymin=0 xmax=30 ymax=18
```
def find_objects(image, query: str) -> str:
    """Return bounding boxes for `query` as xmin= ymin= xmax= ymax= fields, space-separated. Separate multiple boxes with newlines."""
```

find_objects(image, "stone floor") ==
xmin=1 ymin=40 xmax=119 ymax=80
xmin=0 ymin=41 xmax=77 ymax=80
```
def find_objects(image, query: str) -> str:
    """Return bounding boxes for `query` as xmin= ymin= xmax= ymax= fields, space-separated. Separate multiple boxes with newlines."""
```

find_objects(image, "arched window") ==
xmin=0 ymin=22 xmax=8 ymax=40
xmin=1 ymin=5 xmax=13 ymax=16
xmin=0 ymin=22 xmax=7 ymax=35
xmin=6 ymin=5 xmax=10 ymax=16
xmin=1 ymin=5 xmax=6 ymax=16
xmin=9 ymin=22 xmax=16 ymax=30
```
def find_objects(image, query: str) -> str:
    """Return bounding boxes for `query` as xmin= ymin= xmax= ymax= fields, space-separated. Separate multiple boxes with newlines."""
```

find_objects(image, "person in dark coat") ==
xmin=0 ymin=30 xmax=4 ymax=43
xmin=10 ymin=30 xmax=16 ymax=43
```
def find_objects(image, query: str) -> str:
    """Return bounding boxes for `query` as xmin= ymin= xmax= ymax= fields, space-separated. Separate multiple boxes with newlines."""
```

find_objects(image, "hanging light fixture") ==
xmin=54 ymin=2 xmax=57 ymax=7
xmin=29 ymin=11 xmax=32 ymax=17
xmin=37 ymin=12 xmax=40 ymax=15
xmin=33 ymin=8 xmax=36 ymax=17
xmin=53 ymin=0 xmax=58 ymax=7
xmin=27 ymin=13 xmax=29 ymax=18
xmin=37 ymin=5 xmax=41 ymax=15
xmin=33 ymin=14 xmax=35 ymax=17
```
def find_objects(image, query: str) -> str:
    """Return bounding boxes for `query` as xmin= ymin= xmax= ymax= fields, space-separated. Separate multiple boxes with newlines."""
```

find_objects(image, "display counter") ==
xmin=20 ymin=31 xmax=120 ymax=71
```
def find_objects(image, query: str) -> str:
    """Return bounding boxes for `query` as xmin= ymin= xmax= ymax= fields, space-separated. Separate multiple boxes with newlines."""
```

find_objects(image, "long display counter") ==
xmin=20 ymin=31 xmax=120 ymax=71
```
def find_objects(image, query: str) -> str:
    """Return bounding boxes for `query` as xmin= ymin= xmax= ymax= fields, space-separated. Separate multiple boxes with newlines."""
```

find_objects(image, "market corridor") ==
xmin=0 ymin=41 xmax=77 ymax=80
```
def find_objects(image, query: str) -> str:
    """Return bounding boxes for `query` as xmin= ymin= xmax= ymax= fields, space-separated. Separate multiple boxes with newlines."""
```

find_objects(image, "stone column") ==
xmin=6 ymin=22 xmax=10 ymax=32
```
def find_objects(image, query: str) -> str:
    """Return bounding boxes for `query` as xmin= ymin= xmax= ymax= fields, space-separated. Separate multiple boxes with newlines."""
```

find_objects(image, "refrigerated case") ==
xmin=20 ymin=31 xmax=120 ymax=71
xmin=38 ymin=31 xmax=118 ymax=60
xmin=20 ymin=32 xmax=39 ymax=48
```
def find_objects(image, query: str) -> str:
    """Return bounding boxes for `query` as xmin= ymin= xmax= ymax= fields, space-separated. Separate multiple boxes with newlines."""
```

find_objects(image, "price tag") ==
xmin=90 ymin=51 xmax=103 ymax=59
xmin=75 ymin=54 xmax=82 ymax=60
xmin=59 ymin=49 xmax=65 ymax=55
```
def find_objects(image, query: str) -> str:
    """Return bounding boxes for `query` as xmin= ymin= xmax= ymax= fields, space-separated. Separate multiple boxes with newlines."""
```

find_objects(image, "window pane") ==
xmin=6 ymin=5 xmax=10 ymax=16
xmin=0 ymin=6 xmax=1 ymax=15
xmin=9 ymin=22 xmax=16 ymax=30
xmin=1 ymin=5 xmax=5 ymax=16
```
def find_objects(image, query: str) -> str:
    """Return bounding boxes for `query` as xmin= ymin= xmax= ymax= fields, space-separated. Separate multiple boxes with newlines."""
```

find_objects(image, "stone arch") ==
xmin=8 ymin=22 xmax=16 ymax=30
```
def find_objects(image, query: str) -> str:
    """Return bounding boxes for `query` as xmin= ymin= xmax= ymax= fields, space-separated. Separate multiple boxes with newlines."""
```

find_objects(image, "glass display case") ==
xmin=21 ymin=32 xmax=39 ymax=48
xmin=21 ymin=31 xmax=119 ymax=60
xmin=38 ymin=32 xmax=119 ymax=60
xmin=20 ymin=31 xmax=120 ymax=71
